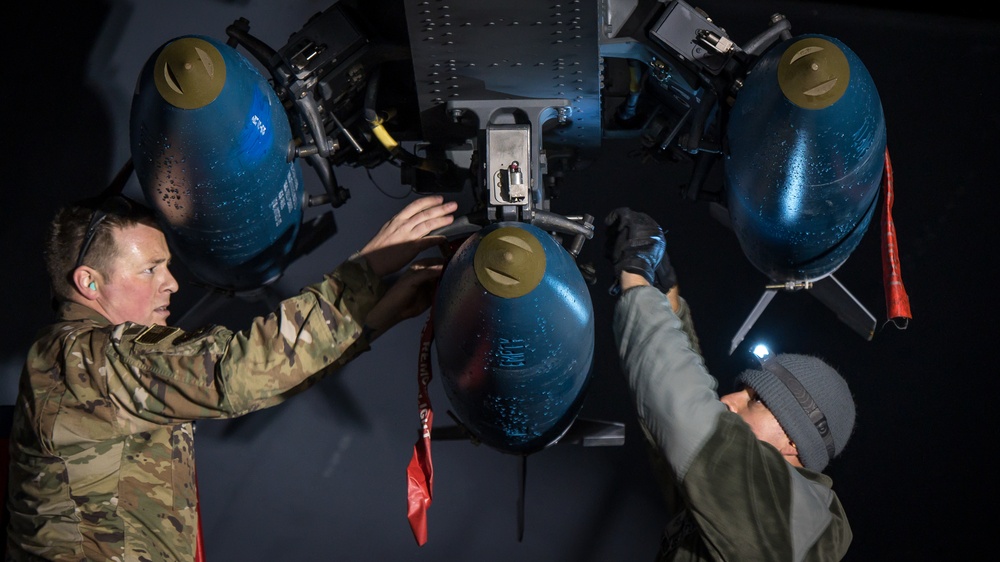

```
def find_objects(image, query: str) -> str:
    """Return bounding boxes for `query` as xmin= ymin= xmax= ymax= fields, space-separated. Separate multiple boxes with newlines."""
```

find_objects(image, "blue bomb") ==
xmin=433 ymin=222 xmax=595 ymax=455
xmin=130 ymin=35 xmax=304 ymax=291
xmin=724 ymin=34 xmax=887 ymax=283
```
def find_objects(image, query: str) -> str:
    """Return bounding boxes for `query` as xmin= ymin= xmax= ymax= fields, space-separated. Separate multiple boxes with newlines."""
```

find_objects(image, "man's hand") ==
xmin=363 ymin=258 xmax=446 ymax=341
xmin=604 ymin=207 xmax=666 ymax=286
xmin=356 ymin=196 xmax=458 ymax=277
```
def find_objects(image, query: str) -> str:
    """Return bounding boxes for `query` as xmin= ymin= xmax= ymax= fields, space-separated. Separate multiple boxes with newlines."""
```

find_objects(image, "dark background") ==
xmin=2 ymin=1 xmax=996 ymax=560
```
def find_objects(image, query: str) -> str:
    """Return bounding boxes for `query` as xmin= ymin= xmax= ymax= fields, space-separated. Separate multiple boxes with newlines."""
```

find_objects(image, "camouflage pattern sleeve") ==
xmin=107 ymin=257 xmax=385 ymax=423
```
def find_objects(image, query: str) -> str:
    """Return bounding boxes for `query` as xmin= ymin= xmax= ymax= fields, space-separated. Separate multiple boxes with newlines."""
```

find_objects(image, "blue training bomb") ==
xmin=130 ymin=35 xmax=304 ymax=291
xmin=724 ymin=34 xmax=886 ymax=283
xmin=433 ymin=222 xmax=595 ymax=455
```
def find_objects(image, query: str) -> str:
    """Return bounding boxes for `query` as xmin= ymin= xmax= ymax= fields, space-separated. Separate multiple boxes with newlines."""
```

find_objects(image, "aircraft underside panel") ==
xmin=403 ymin=0 xmax=603 ymax=148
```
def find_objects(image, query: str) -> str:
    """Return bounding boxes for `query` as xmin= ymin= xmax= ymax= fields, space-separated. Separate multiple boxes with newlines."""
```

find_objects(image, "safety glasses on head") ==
xmin=74 ymin=195 xmax=135 ymax=270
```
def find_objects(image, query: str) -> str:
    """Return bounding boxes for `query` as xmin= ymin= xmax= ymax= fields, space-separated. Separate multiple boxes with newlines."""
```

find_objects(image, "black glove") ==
xmin=653 ymin=251 xmax=677 ymax=293
xmin=604 ymin=207 xmax=666 ymax=290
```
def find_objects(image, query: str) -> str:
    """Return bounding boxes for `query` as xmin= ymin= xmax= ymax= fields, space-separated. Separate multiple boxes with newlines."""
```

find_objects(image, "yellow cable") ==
xmin=368 ymin=115 xmax=399 ymax=151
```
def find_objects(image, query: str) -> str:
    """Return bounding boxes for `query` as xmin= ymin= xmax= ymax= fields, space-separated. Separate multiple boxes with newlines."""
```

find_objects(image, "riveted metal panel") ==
xmin=404 ymin=0 xmax=602 ymax=148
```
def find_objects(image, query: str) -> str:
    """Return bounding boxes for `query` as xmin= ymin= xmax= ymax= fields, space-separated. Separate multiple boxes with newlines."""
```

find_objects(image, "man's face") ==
xmin=719 ymin=387 xmax=797 ymax=461
xmin=97 ymin=223 xmax=178 ymax=326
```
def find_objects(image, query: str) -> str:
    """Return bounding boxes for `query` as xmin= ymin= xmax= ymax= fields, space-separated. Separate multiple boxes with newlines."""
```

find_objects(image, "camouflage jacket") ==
xmin=5 ymin=259 xmax=383 ymax=561
xmin=613 ymin=286 xmax=852 ymax=561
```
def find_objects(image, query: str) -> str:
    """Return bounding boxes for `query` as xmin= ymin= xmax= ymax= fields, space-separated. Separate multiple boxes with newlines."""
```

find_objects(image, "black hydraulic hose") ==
xmin=742 ymin=16 xmax=792 ymax=56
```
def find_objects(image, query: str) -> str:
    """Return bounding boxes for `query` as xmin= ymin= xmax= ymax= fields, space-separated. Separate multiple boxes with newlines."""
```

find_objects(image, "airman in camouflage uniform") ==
xmin=6 ymin=194 xmax=456 ymax=561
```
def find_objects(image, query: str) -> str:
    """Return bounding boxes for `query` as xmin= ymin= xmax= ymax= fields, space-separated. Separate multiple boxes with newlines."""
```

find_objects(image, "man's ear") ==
xmin=72 ymin=267 xmax=101 ymax=300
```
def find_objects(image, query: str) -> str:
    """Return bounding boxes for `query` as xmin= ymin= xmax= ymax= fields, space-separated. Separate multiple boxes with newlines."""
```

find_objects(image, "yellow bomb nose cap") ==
xmin=778 ymin=36 xmax=850 ymax=110
xmin=474 ymin=226 xmax=546 ymax=298
xmin=154 ymin=37 xmax=227 ymax=109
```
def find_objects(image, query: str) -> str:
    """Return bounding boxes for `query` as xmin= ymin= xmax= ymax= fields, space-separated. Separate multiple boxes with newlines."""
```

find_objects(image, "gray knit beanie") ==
xmin=736 ymin=353 xmax=856 ymax=472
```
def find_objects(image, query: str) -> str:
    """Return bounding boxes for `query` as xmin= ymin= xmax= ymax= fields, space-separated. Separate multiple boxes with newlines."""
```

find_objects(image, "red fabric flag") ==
xmin=406 ymin=312 xmax=436 ymax=545
xmin=195 ymin=467 xmax=206 ymax=562
xmin=880 ymin=149 xmax=912 ymax=328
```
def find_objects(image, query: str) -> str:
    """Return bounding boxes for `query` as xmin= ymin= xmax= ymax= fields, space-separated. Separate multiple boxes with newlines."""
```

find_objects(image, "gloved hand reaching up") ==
xmin=652 ymin=252 xmax=677 ymax=294
xmin=604 ymin=207 xmax=666 ymax=295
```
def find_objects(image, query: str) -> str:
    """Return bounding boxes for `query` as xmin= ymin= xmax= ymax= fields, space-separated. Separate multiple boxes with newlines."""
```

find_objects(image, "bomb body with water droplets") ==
xmin=130 ymin=35 xmax=303 ymax=291
xmin=433 ymin=222 xmax=595 ymax=455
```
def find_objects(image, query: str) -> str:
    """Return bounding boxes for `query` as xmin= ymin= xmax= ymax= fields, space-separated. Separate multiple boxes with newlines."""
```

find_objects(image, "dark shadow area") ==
xmin=1 ymin=1 xmax=996 ymax=560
